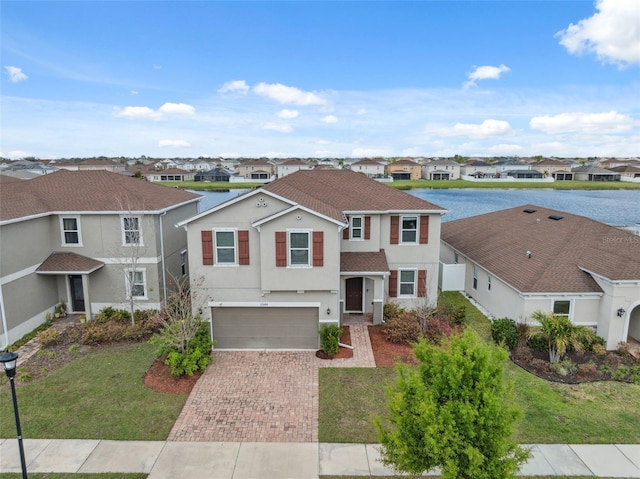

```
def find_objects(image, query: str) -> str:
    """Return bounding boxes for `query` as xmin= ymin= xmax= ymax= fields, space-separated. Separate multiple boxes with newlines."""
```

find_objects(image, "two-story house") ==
xmin=350 ymin=159 xmax=386 ymax=178
xmin=421 ymin=159 xmax=461 ymax=180
xmin=179 ymin=169 xmax=445 ymax=349
xmin=235 ymin=159 xmax=276 ymax=180
xmin=386 ymin=159 xmax=421 ymax=180
xmin=0 ymin=171 xmax=200 ymax=348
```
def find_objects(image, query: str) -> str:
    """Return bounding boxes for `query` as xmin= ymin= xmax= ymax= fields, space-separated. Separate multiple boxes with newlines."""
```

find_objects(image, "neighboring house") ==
xmin=494 ymin=160 xmax=531 ymax=176
xmin=179 ymin=169 xmax=446 ymax=349
xmin=0 ymin=160 xmax=58 ymax=176
xmin=386 ymin=159 xmax=421 ymax=180
xmin=501 ymin=169 xmax=544 ymax=179
xmin=275 ymin=159 xmax=314 ymax=178
xmin=194 ymin=168 xmax=231 ymax=182
xmin=572 ymin=165 xmax=621 ymax=181
xmin=147 ymin=168 xmax=195 ymax=182
xmin=0 ymin=170 xmax=200 ymax=348
xmin=52 ymin=159 xmax=127 ymax=172
xmin=609 ymin=165 xmax=640 ymax=179
xmin=460 ymin=160 xmax=495 ymax=178
xmin=421 ymin=159 xmax=460 ymax=180
xmin=531 ymin=159 xmax=571 ymax=177
xmin=236 ymin=160 xmax=275 ymax=179
xmin=350 ymin=159 xmax=386 ymax=178
xmin=439 ymin=205 xmax=640 ymax=350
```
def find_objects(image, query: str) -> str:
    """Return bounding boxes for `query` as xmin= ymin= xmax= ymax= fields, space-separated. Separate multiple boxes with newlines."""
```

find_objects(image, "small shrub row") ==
xmin=158 ymin=322 xmax=213 ymax=376
xmin=36 ymin=328 xmax=61 ymax=346
xmin=490 ymin=318 xmax=519 ymax=350
xmin=81 ymin=308 xmax=162 ymax=345
xmin=320 ymin=324 xmax=342 ymax=357
xmin=383 ymin=312 xmax=422 ymax=344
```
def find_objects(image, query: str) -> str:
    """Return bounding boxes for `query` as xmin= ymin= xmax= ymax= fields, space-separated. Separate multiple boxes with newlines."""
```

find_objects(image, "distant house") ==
xmin=236 ymin=160 xmax=275 ymax=179
xmin=572 ymin=165 xmax=621 ymax=181
xmin=494 ymin=160 xmax=531 ymax=176
xmin=178 ymin=169 xmax=445 ymax=349
xmin=350 ymin=159 xmax=386 ymax=178
xmin=0 ymin=161 xmax=58 ymax=178
xmin=275 ymin=159 xmax=313 ymax=178
xmin=460 ymin=160 xmax=495 ymax=178
xmin=530 ymin=159 xmax=572 ymax=177
xmin=0 ymin=171 xmax=200 ymax=348
xmin=501 ymin=169 xmax=544 ymax=179
xmin=52 ymin=159 xmax=126 ymax=173
xmin=147 ymin=168 xmax=195 ymax=182
xmin=386 ymin=159 xmax=421 ymax=180
xmin=194 ymin=168 xmax=231 ymax=182
xmin=421 ymin=159 xmax=460 ymax=180
xmin=609 ymin=165 xmax=640 ymax=180
xmin=440 ymin=205 xmax=640 ymax=350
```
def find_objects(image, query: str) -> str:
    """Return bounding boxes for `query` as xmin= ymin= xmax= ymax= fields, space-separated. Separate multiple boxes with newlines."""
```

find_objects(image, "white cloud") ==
xmin=277 ymin=109 xmax=299 ymax=119
xmin=159 ymin=139 xmax=191 ymax=148
xmin=5 ymin=150 xmax=31 ymax=160
xmin=253 ymin=82 xmax=326 ymax=105
xmin=529 ymin=110 xmax=634 ymax=134
xmin=114 ymin=106 xmax=161 ymax=120
xmin=158 ymin=102 xmax=195 ymax=115
xmin=451 ymin=119 xmax=513 ymax=138
xmin=218 ymin=80 xmax=250 ymax=94
xmin=557 ymin=0 xmax=640 ymax=67
xmin=321 ymin=115 xmax=338 ymax=124
xmin=351 ymin=147 xmax=388 ymax=157
xmin=262 ymin=122 xmax=293 ymax=133
xmin=130 ymin=90 xmax=138 ymax=95
xmin=153 ymin=65 xmax=163 ymax=70
xmin=464 ymin=64 xmax=510 ymax=88
xmin=5 ymin=66 xmax=28 ymax=83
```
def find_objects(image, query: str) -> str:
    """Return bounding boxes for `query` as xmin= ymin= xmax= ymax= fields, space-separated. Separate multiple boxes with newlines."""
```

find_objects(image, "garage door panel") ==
xmin=213 ymin=307 xmax=319 ymax=349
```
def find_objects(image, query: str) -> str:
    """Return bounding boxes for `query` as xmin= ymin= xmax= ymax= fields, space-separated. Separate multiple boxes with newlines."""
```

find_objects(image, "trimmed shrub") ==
xmin=37 ymin=328 xmax=61 ymax=346
xmin=383 ymin=312 xmax=422 ymax=344
xmin=163 ymin=323 xmax=213 ymax=376
xmin=320 ymin=324 xmax=342 ymax=357
xmin=551 ymin=359 xmax=576 ymax=377
xmin=577 ymin=328 xmax=605 ymax=351
xmin=527 ymin=333 xmax=548 ymax=353
xmin=437 ymin=302 xmax=467 ymax=326
xmin=81 ymin=309 xmax=162 ymax=345
xmin=424 ymin=317 xmax=461 ymax=344
xmin=383 ymin=302 xmax=405 ymax=322
xmin=490 ymin=317 xmax=518 ymax=350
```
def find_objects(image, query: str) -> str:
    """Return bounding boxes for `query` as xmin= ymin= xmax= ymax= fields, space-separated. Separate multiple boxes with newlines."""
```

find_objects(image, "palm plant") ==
xmin=528 ymin=311 xmax=586 ymax=363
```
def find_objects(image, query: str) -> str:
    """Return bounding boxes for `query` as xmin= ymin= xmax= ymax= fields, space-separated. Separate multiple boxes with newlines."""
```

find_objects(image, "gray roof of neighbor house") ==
xmin=0 ymin=170 xmax=200 ymax=222
xmin=441 ymin=204 xmax=640 ymax=293
xmin=262 ymin=169 xmax=445 ymax=223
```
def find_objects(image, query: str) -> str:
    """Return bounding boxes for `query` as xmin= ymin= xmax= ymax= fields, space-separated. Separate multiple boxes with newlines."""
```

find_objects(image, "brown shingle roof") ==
xmin=0 ymin=170 xmax=200 ymax=222
xmin=262 ymin=169 xmax=444 ymax=222
xmin=441 ymin=205 xmax=640 ymax=293
xmin=341 ymin=251 xmax=390 ymax=273
xmin=36 ymin=252 xmax=104 ymax=274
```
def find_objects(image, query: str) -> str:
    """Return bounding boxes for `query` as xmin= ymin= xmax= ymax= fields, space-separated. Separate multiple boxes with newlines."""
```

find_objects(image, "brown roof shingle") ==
xmin=341 ymin=251 xmax=390 ymax=273
xmin=0 ymin=170 xmax=200 ymax=222
xmin=441 ymin=204 xmax=640 ymax=293
xmin=36 ymin=252 xmax=104 ymax=274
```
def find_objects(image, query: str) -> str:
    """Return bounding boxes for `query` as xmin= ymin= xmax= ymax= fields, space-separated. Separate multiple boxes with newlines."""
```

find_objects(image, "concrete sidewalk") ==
xmin=1 ymin=439 xmax=639 ymax=478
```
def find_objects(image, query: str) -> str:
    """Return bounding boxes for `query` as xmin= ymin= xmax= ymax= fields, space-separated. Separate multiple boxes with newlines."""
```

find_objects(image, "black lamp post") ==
xmin=0 ymin=351 xmax=28 ymax=478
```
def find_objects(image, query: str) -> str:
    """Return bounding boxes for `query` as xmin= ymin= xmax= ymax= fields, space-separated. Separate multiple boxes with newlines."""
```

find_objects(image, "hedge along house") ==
xmin=439 ymin=205 xmax=640 ymax=350
xmin=178 ymin=169 xmax=446 ymax=350
xmin=0 ymin=171 xmax=200 ymax=348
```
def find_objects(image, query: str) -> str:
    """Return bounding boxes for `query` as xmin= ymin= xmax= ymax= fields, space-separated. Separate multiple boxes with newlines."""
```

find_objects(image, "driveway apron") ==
xmin=168 ymin=351 xmax=318 ymax=443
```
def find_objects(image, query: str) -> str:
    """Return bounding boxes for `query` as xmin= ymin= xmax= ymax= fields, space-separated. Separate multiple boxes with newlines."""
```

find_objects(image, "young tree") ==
xmin=376 ymin=330 xmax=529 ymax=479
xmin=528 ymin=310 xmax=585 ymax=363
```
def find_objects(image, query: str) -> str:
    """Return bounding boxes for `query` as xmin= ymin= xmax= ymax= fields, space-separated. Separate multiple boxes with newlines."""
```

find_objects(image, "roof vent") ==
xmin=523 ymin=208 xmax=537 ymax=214
xmin=548 ymin=215 xmax=564 ymax=221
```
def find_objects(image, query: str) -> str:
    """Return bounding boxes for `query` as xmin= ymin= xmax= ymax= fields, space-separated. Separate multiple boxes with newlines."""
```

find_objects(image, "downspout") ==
xmin=0 ymin=282 xmax=9 ymax=349
xmin=159 ymin=211 xmax=167 ymax=307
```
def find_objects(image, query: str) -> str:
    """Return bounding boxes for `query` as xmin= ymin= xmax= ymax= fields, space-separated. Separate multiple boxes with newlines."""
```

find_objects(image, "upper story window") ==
xmin=454 ymin=252 xmax=459 ymax=264
xmin=473 ymin=265 xmax=478 ymax=290
xmin=61 ymin=217 xmax=81 ymax=246
xmin=215 ymin=230 xmax=236 ymax=265
xmin=399 ymin=269 xmax=416 ymax=296
xmin=122 ymin=216 xmax=143 ymax=246
xmin=401 ymin=216 xmax=418 ymax=243
xmin=289 ymin=231 xmax=310 ymax=266
xmin=351 ymin=216 xmax=363 ymax=240
xmin=553 ymin=300 xmax=571 ymax=318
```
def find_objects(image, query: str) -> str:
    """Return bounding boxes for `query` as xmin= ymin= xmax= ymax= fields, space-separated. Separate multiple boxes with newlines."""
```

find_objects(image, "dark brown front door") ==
xmin=69 ymin=275 xmax=85 ymax=312
xmin=345 ymin=277 xmax=363 ymax=312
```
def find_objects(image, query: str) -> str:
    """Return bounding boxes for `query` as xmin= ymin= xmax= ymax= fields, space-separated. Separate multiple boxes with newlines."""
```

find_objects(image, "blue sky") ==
xmin=1 ymin=0 xmax=639 ymax=159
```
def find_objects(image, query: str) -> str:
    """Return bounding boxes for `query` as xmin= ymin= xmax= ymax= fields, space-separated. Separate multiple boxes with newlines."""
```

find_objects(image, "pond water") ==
xmin=193 ymin=188 xmax=640 ymax=229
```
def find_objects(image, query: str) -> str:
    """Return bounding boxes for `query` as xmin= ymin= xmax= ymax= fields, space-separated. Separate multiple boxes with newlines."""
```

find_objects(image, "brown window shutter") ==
xmin=390 ymin=216 xmax=399 ymax=244
xmin=420 ymin=215 xmax=429 ymax=244
xmin=418 ymin=270 xmax=427 ymax=296
xmin=364 ymin=216 xmax=371 ymax=240
xmin=313 ymin=231 xmax=324 ymax=266
xmin=201 ymin=230 xmax=213 ymax=265
xmin=275 ymin=231 xmax=287 ymax=267
xmin=238 ymin=230 xmax=250 ymax=265
xmin=389 ymin=270 xmax=398 ymax=297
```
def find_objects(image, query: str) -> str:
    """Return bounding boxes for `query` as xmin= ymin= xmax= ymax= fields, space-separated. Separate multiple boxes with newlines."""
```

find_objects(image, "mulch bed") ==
xmin=315 ymin=325 xmax=353 ymax=360
xmin=143 ymin=357 xmax=203 ymax=394
xmin=368 ymin=324 xmax=418 ymax=367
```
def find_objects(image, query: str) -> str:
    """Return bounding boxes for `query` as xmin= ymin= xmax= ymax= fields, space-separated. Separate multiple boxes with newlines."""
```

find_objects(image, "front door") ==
xmin=69 ymin=275 xmax=85 ymax=312
xmin=345 ymin=277 xmax=363 ymax=312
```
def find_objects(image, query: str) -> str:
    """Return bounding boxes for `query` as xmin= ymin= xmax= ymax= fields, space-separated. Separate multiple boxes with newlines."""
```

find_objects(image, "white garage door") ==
xmin=212 ymin=307 xmax=319 ymax=349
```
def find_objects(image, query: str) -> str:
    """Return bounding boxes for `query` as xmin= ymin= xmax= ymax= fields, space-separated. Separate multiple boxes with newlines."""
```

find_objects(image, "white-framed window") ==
xmin=61 ymin=217 xmax=82 ymax=246
xmin=122 ymin=216 xmax=143 ymax=246
xmin=289 ymin=230 xmax=310 ymax=266
xmin=399 ymin=269 xmax=417 ymax=296
xmin=180 ymin=250 xmax=187 ymax=276
xmin=215 ymin=229 xmax=237 ymax=265
xmin=454 ymin=252 xmax=459 ymax=264
xmin=401 ymin=216 xmax=418 ymax=243
xmin=553 ymin=300 xmax=571 ymax=318
xmin=488 ymin=275 xmax=492 ymax=291
xmin=351 ymin=216 xmax=363 ymax=240
xmin=125 ymin=269 xmax=147 ymax=299
xmin=473 ymin=265 xmax=478 ymax=290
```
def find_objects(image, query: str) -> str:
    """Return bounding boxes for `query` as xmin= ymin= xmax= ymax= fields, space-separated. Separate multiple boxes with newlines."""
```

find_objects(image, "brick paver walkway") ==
xmin=168 ymin=320 xmax=376 ymax=443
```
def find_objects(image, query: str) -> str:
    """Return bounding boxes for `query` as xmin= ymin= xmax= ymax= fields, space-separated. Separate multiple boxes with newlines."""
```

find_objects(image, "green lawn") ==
xmin=319 ymin=292 xmax=640 ymax=445
xmin=0 ymin=342 xmax=187 ymax=441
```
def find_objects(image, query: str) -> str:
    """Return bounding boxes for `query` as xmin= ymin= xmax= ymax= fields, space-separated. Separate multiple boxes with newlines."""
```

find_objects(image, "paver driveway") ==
xmin=168 ymin=351 xmax=318 ymax=443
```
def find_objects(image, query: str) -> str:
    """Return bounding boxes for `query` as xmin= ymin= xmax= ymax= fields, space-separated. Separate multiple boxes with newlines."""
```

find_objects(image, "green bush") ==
xmin=490 ymin=317 xmax=518 ymax=350
xmin=163 ymin=323 xmax=213 ymax=376
xmin=438 ymin=302 xmax=467 ymax=326
xmin=527 ymin=333 xmax=548 ymax=352
xmin=383 ymin=312 xmax=422 ymax=344
xmin=36 ymin=328 xmax=61 ymax=346
xmin=383 ymin=302 xmax=405 ymax=321
xmin=551 ymin=359 xmax=576 ymax=377
xmin=578 ymin=328 xmax=605 ymax=351
xmin=320 ymin=324 xmax=342 ymax=357
xmin=81 ymin=309 xmax=162 ymax=344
